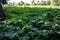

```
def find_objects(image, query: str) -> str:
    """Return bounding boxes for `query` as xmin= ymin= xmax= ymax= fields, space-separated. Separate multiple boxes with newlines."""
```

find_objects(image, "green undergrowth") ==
xmin=0 ymin=7 xmax=60 ymax=40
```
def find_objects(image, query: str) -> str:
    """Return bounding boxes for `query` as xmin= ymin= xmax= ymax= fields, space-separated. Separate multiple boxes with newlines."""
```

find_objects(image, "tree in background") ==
xmin=47 ymin=0 xmax=51 ymax=5
xmin=50 ymin=0 xmax=59 ymax=6
xmin=1 ymin=0 xmax=7 ymax=4
xmin=57 ymin=0 xmax=60 ymax=6
xmin=32 ymin=0 xmax=35 ymax=5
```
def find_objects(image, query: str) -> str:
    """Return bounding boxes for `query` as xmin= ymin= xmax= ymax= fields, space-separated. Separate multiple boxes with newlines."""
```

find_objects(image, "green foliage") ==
xmin=0 ymin=7 xmax=60 ymax=40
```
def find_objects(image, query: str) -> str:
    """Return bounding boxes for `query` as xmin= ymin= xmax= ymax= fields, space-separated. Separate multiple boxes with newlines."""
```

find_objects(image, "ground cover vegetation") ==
xmin=0 ymin=7 xmax=60 ymax=40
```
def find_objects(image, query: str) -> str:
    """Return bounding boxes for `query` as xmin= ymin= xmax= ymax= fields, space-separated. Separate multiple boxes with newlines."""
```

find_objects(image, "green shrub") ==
xmin=0 ymin=7 xmax=60 ymax=40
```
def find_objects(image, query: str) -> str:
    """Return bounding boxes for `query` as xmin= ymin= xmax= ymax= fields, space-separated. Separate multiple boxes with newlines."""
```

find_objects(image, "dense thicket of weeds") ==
xmin=0 ymin=7 xmax=60 ymax=40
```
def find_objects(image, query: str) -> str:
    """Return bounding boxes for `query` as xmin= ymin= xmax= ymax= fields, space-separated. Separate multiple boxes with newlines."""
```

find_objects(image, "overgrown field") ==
xmin=0 ymin=7 xmax=60 ymax=40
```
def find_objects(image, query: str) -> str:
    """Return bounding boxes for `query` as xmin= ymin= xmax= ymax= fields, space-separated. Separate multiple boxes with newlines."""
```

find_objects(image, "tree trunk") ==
xmin=0 ymin=2 xmax=6 ymax=21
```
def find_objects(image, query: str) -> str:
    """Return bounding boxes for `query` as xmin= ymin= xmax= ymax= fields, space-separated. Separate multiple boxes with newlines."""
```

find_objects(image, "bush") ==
xmin=0 ymin=7 xmax=60 ymax=40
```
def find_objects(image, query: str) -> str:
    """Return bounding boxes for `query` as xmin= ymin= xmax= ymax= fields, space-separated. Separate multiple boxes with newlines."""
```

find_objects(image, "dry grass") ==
xmin=19 ymin=5 xmax=60 ymax=8
xmin=3 ymin=5 xmax=60 ymax=9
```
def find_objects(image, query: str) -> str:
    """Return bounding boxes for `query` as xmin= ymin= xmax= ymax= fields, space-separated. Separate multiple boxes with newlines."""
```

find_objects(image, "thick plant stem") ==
xmin=0 ymin=2 xmax=6 ymax=21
